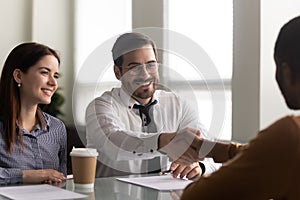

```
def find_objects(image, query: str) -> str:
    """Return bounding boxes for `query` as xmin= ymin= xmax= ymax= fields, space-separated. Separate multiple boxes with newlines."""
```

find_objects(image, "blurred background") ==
xmin=0 ymin=0 xmax=299 ymax=143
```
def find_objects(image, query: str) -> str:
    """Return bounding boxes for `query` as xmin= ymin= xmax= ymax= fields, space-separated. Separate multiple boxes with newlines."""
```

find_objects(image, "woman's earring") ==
xmin=18 ymin=83 xmax=21 ymax=87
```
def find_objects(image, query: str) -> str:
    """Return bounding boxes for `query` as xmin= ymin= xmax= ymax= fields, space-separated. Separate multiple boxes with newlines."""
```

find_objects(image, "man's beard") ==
xmin=132 ymin=85 xmax=156 ymax=99
xmin=122 ymin=77 xmax=157 ymax=99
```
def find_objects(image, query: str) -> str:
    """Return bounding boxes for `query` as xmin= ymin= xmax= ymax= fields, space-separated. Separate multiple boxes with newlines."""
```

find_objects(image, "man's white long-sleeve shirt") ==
xmin=86 ymin=87 xmax=220 ymax=177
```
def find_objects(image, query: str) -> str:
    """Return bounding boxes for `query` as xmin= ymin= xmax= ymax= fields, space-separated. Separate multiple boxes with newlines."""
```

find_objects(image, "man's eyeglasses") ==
xmin=123 ymin=62 xmax=159 ymax=75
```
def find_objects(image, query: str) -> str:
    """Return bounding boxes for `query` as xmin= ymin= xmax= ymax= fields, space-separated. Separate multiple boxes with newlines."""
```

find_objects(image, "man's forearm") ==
xmin=200 ymin=140 xmax=245 ymax=163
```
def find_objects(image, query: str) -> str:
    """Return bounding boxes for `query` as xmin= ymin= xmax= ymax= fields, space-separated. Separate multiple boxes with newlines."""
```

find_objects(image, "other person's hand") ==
xmin=158 ymin=127 xmax=202 ymax=165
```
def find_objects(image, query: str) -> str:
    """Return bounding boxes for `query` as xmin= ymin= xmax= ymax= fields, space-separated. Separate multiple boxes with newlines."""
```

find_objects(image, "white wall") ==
xmin=0 ymin=0 xmax=32 ymax=67
xmin=0 ymin=0 xmax=74 ymax=125
xmin=260 ymin=0 xmax=300 ymax=130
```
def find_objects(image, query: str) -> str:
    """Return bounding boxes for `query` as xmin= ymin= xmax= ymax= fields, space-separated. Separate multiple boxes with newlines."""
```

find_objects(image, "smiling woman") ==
xmin=13 ymin=55 xmax=60 ymax=106
xmin=0 ymin=42 xmax=67 ymax=185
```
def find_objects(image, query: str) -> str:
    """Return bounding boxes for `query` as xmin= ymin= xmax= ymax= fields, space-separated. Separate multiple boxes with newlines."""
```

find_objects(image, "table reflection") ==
xmin=66 ymin=174 xmax=180 ymax=200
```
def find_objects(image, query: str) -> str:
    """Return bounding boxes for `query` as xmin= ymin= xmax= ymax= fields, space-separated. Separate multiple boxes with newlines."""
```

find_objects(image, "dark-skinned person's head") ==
xmin=274 ymin=15 xmax=300 ymax=109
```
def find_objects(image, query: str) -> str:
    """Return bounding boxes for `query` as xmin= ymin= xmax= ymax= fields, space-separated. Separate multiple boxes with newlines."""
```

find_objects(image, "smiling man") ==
xmin=114 ymin=43 xmax=158 ymax=105
xmin=85 ymin=32 xmax=220 ymax=179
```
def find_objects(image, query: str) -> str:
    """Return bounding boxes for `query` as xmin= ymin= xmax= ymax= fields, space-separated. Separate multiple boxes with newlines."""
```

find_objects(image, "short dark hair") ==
xmin=112 ymin=32 xmax=158 ymax=67
xmin=274 ymin=15 xmax=300 ymax=71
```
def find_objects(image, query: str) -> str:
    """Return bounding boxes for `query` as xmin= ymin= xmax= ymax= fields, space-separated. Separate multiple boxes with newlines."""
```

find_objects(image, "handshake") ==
xmin=158 ymin=127 xmax=215 ymax=165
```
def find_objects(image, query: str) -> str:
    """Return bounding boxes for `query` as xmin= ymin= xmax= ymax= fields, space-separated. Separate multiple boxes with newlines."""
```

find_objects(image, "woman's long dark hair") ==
xmin=0 ymin=42 xmax=60 ymax=153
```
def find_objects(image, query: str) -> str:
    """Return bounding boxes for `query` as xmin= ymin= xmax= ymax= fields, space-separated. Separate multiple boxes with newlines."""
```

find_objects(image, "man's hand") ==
xmin=169 ymin=162 xmax=202 ymax=180
xmin=158 ymin=127 xmax=203 ymax=165
xmin=22 ymin=169 xmax=66 ymax=184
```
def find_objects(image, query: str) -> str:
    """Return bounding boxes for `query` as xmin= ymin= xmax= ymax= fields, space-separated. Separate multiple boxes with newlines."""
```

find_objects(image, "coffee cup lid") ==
xmin=70 ymin=147 xmax=99 ymax=157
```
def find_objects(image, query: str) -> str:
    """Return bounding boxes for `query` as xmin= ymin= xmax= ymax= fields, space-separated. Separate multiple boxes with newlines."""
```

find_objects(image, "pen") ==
xmin=159 ymin=169 xmax=173 ymax=175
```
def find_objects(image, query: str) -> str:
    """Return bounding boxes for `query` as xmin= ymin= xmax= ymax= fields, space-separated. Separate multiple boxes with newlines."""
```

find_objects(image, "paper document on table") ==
xmin=116 ymin=174 xmax=193 ymax=191
xmin=0 ymin=184 xmax=86 ymax=200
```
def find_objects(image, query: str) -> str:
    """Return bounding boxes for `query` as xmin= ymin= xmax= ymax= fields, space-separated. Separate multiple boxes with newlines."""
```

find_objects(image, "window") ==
xmin=73 ymin=0 xmax=132 ymax=125
xmin=165 ymin=0 xmax=233 ymax=140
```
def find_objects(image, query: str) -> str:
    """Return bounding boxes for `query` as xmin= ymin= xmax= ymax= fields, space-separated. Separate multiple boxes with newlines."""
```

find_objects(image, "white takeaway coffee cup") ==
xmin=70 ymin=148 xmax=98 ymax=188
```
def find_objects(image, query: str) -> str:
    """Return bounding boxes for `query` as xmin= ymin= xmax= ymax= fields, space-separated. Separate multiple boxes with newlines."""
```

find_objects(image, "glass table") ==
xmin=0 ymin=174 xmax=182 ymax=200
xmin=66 ymin=175 xmax=182 ymax=200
